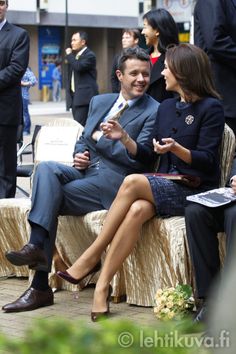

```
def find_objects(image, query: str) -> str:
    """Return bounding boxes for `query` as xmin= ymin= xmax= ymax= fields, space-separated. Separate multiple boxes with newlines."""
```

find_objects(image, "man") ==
xmin=65 ymin=31 xmax=98 ymax=126
xmin=52 ymin=62 xmax=62 ymax=102
xmin=21 ymin=67 xmax=37 ymax=135
xmin=194 ymin=0 xmax=236 ymax=136
xmin=0 ymin=0 xmax=29 ymax=198
xmin=111 ymin=28 xmax=140 ymax=93
xmin=2 ymin=47 xmax=159 ymax=312
xmin=185 ymin=0 xmax=236 ymax=323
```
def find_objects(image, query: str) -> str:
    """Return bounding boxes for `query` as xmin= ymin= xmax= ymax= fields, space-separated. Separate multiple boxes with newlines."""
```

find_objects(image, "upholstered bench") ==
xmin=0 ymin=124 xmax=234 ymax=306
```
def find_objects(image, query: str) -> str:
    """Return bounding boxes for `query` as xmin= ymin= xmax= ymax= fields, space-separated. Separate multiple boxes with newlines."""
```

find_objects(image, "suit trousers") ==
xmin=185 ymin=202 xmax=236 ymax=298
xmin=72 ymin=103 xmax=89 ymax=126
xmin=0 ymin=125 xmax=18 ymax=198
xmin=28 ymin=161 xmax=105 ymax=270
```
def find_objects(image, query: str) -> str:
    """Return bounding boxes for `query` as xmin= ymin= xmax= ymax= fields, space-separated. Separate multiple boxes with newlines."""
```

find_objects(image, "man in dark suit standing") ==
xmin=2 ymin=47 xmax=159 ymax=312
xmin=185 ymin=0 xmax=236 ymax=323
xmin=0 ymin=0 xmax=29 ymax=198
xmin=65 ymin=31 xmax=98 ymax=126
xmin=194 ymin=0 xmax=236 ymax=134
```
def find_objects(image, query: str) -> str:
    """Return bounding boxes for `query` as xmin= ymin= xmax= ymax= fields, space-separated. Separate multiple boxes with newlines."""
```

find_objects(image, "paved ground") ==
xmin=0 ymin=101 xmax=156 ymax=340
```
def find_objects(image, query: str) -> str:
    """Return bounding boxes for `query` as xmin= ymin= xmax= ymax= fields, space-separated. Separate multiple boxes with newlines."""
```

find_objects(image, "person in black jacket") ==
xmin=141 ymin=8 xmax=179 ymax=103
xmin=65 ymin=31 xmax=99 ymax=126
xmin=56 ymin=44 xmax=224 ymax=321
xmin=0 ymin=0 xmax=29 ymax=198
xmin=194 ymin=0 xmax=236 ymax=136
xmin=185 ymin=0 xmax=236 ymax=323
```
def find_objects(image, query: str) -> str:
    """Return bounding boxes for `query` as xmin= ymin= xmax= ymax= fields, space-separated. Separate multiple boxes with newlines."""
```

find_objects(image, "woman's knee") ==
xmin=120 ymin=174 xmax=146 ymax=194
xmin=127 ymin=200 xmax=153 ymax=220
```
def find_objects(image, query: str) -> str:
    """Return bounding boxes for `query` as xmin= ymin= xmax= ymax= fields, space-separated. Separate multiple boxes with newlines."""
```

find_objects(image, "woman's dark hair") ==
xmin=143 ymin=8 xmax=179 ymax=53
xmin=166 ymin=43 xmax=221 ymax=101
xmin=117 ymin=47 xmax=151 ymax=73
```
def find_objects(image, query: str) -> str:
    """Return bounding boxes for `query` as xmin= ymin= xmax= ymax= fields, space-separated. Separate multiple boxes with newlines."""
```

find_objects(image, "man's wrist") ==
xmin=120 ymin=131 xmax=130 ymax=144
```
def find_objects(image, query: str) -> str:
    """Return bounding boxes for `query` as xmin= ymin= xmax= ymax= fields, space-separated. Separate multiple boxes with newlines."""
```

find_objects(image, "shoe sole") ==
xmin=5 ymin=253 xmax=48 ymax=271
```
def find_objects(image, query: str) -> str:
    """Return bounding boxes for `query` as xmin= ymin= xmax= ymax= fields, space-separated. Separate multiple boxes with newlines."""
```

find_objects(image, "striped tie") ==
xmin=110 ymin=102 xmax=129 ymax=121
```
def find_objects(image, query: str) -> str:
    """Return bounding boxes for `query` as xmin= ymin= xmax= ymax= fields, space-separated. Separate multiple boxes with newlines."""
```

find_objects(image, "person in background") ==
xmin=142 ymin=8 xmax=179 ymax=102
xmin=111 ymin=28 xmax=140 ymax=93
xmin=2 ymin=47 xmax=159 ymax=313
xmin=194 ymin=0 xmax=236 ymax=137
xmin=184 ymin=0 xmax=236 ymax=324
xmin=52 ymin=62 xmax=62 ymax=102
xmin=0 ymin=0 xmax=29 ymax=198
xmin=21 ymin=67 xmax=37 ymax=136
xmin=65 ymin=31 xmax=98 ymax=126
xmin=56 ymin=43 xmax=224 ymax=321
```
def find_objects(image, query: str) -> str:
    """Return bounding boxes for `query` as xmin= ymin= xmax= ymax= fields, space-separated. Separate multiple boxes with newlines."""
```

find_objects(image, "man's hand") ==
xmin=65 ymin=47 xmax=72 ymax=55
xmin=73 ymin=151 xmax=90 ymax=170
xmin=100 ymin=120 xmax=124 ymax=140
xmin=230 ymin=175 xmax=236 ymax=193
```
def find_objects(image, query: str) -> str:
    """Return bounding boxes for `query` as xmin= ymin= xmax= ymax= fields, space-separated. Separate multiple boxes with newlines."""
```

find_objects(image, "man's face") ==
xmin=117 ymin=58 xmax=150 ymax=100
xmin=122 ymin=32 xmax=138 ymax=49
xmin=0 ymin=0 xmax=8 ymax=23
xmin=71 ymin=33 xmax=85 ymax=52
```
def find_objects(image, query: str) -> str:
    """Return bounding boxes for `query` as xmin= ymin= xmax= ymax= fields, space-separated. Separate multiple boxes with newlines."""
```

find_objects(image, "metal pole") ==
xmin=65 ymin=0 xmax=69 ymax=49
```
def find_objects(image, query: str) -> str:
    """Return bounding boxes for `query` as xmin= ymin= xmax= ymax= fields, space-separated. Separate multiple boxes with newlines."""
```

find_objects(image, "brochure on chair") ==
xmin=187 ymin=187 xmax=236 ymax=207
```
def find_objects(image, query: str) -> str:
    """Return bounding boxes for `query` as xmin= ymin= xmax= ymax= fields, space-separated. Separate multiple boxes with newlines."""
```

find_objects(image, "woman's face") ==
xmin=141 ymin=18 xmax=159 ymax=47
xmin=161 ymin=60 xmax=180 ymax=93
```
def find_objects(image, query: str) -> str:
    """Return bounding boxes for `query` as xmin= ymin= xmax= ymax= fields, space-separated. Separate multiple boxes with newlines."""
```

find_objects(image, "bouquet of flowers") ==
xmin=154 ymin=284 xmax=194 ymax=321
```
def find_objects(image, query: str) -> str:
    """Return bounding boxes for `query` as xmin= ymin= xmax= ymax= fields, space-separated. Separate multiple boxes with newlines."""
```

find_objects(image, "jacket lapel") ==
xmin=119 ymin=95 xmax=146 ymax=127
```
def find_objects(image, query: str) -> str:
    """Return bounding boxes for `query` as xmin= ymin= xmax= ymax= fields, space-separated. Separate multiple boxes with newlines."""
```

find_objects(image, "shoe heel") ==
xmin=29 ymin=263 xmax=48 ymax=272
xmin=78 ymin=271 xmax=98 ymax=291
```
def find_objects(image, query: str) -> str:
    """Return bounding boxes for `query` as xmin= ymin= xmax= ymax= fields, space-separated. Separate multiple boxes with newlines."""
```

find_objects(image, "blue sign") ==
xmin=38 ymin=27 xmax=62 ymax=90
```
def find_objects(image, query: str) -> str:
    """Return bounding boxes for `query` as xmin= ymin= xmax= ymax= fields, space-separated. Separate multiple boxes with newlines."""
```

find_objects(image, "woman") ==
xmin=142 ymin=8 xmax=179 ymax=102
xmin=57 ymin=44 xmax=225 ymax=321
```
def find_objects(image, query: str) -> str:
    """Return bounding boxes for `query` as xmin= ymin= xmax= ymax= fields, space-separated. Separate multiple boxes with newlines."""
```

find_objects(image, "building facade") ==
xmin=7 ymin=0 xmax=195 ymax=100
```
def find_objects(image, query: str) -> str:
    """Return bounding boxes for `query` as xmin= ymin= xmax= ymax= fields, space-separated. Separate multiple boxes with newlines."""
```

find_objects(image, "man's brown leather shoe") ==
xmin=2 ymin=287 xmax=54 ymax=313
xmin=5 ymin=244 xmax=48 ymax=271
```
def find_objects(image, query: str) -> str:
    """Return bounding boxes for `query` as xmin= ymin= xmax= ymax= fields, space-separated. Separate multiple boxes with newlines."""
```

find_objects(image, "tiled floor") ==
xmin=0 ymin=277 xmax=156 ymax=339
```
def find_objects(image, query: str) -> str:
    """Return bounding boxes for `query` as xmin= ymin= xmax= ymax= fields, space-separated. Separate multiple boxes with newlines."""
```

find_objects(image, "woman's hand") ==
xmin=100 ymin=120 xmax=124 ymax=140
xmin=153 ymin=137 xmax=176 ymax=154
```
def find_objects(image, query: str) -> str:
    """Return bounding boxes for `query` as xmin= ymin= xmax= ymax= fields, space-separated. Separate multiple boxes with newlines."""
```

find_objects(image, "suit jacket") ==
xmin=66 ymin=48 xmax=99 ymax=110
xmin=0 ymin=22 xmax=29 ymax=126
xmin=194 ymin=0 xmax=236 ymax=118
xmin=74 ymin=93 xmax=159 ymax=208
xmin=146 ymin=52 xmax=173 ymax=103
xmin=139 ymin=97 xmax=224 ymax=188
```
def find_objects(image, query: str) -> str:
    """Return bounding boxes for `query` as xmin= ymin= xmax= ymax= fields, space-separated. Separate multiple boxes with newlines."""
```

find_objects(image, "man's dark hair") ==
xmin=122 ymin=28 xmax=141 ymax=42
xmin=74 ymin=31 xmax=88 ymax=44
xmin=117 ymin=47 xmax=150 ymax=73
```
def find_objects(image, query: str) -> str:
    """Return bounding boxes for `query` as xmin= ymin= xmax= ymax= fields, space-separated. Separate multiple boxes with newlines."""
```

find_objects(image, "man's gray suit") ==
xmin=29 ymin=93 xmax=159 ymax=268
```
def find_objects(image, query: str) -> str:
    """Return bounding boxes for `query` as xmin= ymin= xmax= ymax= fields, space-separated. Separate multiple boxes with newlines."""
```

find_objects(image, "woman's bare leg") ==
xmin=92 ymin=198 xmax=156 ymax=313
xmin=67 ymin=174 xmax=155 ymax=279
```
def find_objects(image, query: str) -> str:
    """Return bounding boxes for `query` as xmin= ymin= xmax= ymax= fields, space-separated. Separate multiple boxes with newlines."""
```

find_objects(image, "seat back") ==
xmin=219 ymin=124 xmax=236 ymax=187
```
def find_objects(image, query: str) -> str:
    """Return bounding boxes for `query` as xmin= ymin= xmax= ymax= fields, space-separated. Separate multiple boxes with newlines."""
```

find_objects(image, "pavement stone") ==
xmin=1 ymin=101 xmax=156 ymax=339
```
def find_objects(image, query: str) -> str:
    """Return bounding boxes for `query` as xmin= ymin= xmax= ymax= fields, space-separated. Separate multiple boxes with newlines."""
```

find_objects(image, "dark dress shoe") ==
xmin=91 ymin=285 xmax=113 ymax=322
xmin=194 ymin=304 xmax=207 ymax=323
xmin=5 ymin=244 xmax=48 ymax=271
xmin=56 ymin=260 xmax=101 ymax=290
xmin=2 ymin=287 xmax=54 ymax=313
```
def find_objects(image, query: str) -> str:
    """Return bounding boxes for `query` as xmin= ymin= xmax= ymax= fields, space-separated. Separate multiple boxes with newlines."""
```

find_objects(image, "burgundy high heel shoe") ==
xmin=91 ymin=284 xmax=113 ymax=322
xmin=56 ymin=261 xmax=101 ymax=290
